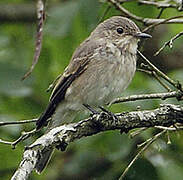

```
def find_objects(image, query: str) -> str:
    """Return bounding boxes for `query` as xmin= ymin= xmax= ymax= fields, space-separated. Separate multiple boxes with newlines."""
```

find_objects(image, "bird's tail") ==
xmin=35 ymin=106 xmax=78 ymax=173
xmin=35 ymin=148 xmax=54 ymax=174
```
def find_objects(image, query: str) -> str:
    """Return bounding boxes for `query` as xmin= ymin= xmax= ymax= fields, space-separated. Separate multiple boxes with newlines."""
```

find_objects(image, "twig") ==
xmin=137 ymin=124 xmax=183 ymax=148
xmin=129 ymin=127 xmax=148 ymax=138
xmin=137 ymin=50 xmax=182 ymax=90
xmin=167 ymin=131 xmax=171 ymax=144
xmin=0 ymin=118 xmax=37 ymax=127
xmin=143 ymin=15 xmax=183 ymax=32
xmin=137 ymin=135 xmax=155 ymax=148
xmin=110 ymin=91 xmax=183 ymax=105
xmin=119 ymin=130 xmax=166 ymax=180
xmin=0 ymin=139 xmax=13 ymax=145
xmin=118 ymin=0 xmax=135 ymax=3
xmin=107 ymin=0 xmax=183 ymax=25
xmin=172 ymin=0 xmax=183 ymax=10
xmin=22 ymin=0 xmax=45 ymax=80
xmin=152 ymin=71 xmax=172 ymax=91
xmin=12 ymin=129 xmax=37 ymax=149
xmin=137 ymin=125 xmax=183 ymax=148
xmin=138 ymin=66 xmax=172 ymax=91
xmin=137 ymin=68 xmax=152 ymax=75
xmin=156 ymin=8 xmax=165 ymax=19
xmin=0 ymin=129 xmax=37 ymax=149
xmin=155 ymin=125 xmax=183 ymax=131
xmin=138 ymin=0 xmax=178 ymax=9
xmin=138 ymin=63 xmax=172 ymax=91
xmin=108 ymin=0 xmax=143 ymax=21
xmin=154 ymin=31 xmax=183 ymax=56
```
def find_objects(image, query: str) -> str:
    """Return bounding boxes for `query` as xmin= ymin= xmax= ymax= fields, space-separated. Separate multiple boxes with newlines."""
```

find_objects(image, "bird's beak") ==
xmin=135 ymin=32 xmax=152 ymax=39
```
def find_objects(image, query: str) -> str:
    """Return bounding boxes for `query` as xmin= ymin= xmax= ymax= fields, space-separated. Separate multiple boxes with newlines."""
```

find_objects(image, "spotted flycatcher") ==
xmin=35 ymin=16 xmax=151 ymax=172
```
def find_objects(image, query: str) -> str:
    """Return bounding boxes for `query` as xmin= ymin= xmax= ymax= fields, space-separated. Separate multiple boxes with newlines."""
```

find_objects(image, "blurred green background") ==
xmin=0 ymin=0 xmax=183 ymax=179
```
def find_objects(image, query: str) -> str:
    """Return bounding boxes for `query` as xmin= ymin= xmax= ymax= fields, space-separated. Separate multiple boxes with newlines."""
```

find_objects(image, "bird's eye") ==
xmin=117 ymin=28 xmax=123 ymax=34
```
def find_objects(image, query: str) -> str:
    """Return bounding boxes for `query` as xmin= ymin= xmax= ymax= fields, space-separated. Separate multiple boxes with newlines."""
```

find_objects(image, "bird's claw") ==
xmin=83 ymin=104 xmax=99 ymax=116
xmin=99 ymin=106 xmax=118 ymax=121
xmin=83 ymin=104 xmax=118 ymax=121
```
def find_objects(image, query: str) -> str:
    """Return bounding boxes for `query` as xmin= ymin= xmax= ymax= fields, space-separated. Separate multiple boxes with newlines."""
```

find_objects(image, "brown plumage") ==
xmin=35 ymin=16 xmax=151 ymax=173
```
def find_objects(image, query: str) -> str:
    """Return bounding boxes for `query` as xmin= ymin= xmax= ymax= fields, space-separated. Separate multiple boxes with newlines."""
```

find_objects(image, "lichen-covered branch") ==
xmin=11 ymin=104 xmax=183 ymax=180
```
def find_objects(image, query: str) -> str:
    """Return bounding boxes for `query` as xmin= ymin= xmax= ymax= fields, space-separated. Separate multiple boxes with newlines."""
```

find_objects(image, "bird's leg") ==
xmin=99 ymin=106 xmax=118 ymax=121
xmin=83 ymin=104 xmax=99 ymax=115
xmin=83 ymin=104 xmax=106 ymax=131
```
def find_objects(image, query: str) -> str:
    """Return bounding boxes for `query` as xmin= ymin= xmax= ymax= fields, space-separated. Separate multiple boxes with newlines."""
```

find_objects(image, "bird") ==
xmin=35 ymin=16 xmax=151 ymax=173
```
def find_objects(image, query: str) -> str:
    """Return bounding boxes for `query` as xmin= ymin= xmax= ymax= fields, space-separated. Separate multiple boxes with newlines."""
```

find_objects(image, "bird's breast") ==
xmin=103 ymin=50 xmax=136 ymax=102
xmin=65 ymin=43 xmax=137 ymax=107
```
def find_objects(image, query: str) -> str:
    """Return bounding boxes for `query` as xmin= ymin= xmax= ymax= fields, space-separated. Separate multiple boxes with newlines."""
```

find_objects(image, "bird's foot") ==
xmin=83 ymin=104 xmax=99 ymax=116
xmin=83 ymin=104 xmax=105 ymax=131
xmin=99 ymin=106 xmax=118 ymax=121
xmin=99 ymin=107 xmax=128 ymax=134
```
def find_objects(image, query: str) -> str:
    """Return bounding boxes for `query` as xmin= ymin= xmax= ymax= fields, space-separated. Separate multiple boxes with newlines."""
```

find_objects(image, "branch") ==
xmin=142 ymin=15 xmax=183 ymax=32
xmin=138 ymin=0 xmax=178 ymax=9
xmin=137 ymin=68 xmax=171 ymax=91
xmin=0 ymin=119 xmax=37 ymax=127
xmin=0 ymin=129 xmax=37 ymax=149
xmin=110 ymin=90 xmax=183 ymax=105
xmin=11 ymin=104 xmax=183 ymax=180
xmin=119 ymin=129 xmax=166 ymax=179
xmin=137 ymin=50 xmax=182 ymax=91
xmin=154 ymin=31 xmax=183 ymax=56
xmin=107 ymin=0 xmax=183 ymax=25
xmin=22 ymin=0 xmax=45 ymax=80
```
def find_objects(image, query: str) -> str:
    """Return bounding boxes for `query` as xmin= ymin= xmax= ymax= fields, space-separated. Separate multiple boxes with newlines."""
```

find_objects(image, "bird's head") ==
xmin=91 ymin=16 xmax=151 ymax=53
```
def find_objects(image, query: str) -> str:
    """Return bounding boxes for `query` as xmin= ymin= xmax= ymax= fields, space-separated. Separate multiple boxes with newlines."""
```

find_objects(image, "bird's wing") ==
xmin=36 ymin=38 xmax=102 ymax=129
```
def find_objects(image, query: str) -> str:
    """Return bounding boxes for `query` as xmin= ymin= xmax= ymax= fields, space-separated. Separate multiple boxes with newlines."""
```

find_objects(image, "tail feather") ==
xmin=35 ymin=148 xmax=54 ymax=174
xmin=35 ymin=105 xmax=78 ymax=173
xmin=36 ymin=102 xmax=57 ymax=130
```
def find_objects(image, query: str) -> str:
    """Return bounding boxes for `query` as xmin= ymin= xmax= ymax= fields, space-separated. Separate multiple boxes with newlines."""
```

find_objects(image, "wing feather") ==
xmin=36 ymin=38 xmax=102 ymax=129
